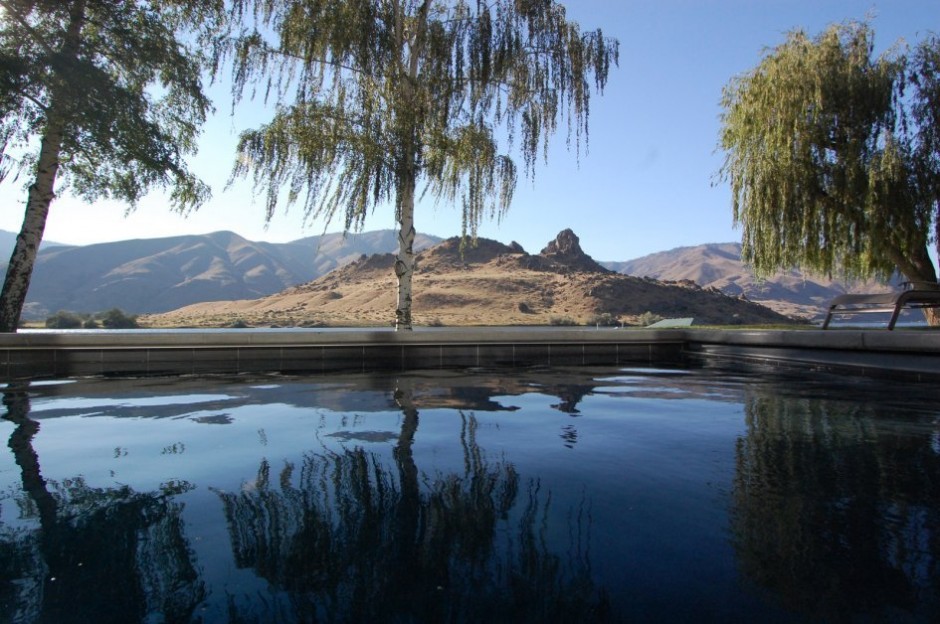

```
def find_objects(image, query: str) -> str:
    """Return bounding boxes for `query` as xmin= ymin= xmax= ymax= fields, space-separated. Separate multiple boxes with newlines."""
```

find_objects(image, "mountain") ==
xmin=6 ymin=229 xmax=440 ymax=318
xmin=0 ymin=230 xmax=18 ymax=260
xmin=1 ymin=226 xmax=892 ymax=323
xmin=0 ymin=229 xmax=70 ymax=262
xmin=282 ymin=229 xmax=441 ymax=277
xmin=602 ymin=242 xmax=895 ymax=320
xmin=144 ymin=229 xmax=795 ymax=328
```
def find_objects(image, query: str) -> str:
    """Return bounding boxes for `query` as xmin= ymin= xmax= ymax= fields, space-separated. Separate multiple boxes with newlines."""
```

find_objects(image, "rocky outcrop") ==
xmin=418 ymin=236 xmax=522 ymax=272
xmin=539 ymin=229 xmax=612 ymax=273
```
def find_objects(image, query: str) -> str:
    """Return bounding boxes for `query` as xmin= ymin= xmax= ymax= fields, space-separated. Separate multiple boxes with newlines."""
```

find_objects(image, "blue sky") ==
xmin=0 ymin=0 xmax=935 ymax=261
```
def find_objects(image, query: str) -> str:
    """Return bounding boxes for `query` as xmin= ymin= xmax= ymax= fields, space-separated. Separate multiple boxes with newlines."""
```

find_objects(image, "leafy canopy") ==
xmin=719 ymin=22 xmax=940 ymax=282
xmin=225 ymin=0 xmax=618 ymax=238
xmin=0 ymin=0 xmax=220 ymax=211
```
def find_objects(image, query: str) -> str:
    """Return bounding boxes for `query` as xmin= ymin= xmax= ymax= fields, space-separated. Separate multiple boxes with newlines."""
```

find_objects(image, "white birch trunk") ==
xmin=0 ymin=125 xmax=64 ymax=332
xmin=394 ymin=178 xmax=417 ymax=331
xmin=391 ymin=0 xmax=430 ymax=332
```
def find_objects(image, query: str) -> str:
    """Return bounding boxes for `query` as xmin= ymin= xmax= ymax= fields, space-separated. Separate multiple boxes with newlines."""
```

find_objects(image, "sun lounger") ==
xmin=822 ymin=283 xmax=940 ymax=329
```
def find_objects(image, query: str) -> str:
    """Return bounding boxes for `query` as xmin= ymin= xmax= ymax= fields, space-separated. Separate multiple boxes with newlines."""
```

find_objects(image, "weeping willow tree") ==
xmin=720 ymin=23 xmax=940 ymax=324
xmin=225 ymin=0 xmax=618 ymax=330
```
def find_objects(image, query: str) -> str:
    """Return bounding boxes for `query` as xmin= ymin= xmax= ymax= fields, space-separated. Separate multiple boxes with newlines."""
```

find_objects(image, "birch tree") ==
xmin=226 ymin=0 xmax=618 ymax=330
xmin=0 ymin=0 xmax=220 ymax=331
xmin=720 ymin=22 xmax=940 ymax=324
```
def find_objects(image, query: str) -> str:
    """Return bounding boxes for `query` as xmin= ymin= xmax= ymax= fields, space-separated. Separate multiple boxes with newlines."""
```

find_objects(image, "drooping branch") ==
xmin=233 ymin=99 xmax=398 ymax=229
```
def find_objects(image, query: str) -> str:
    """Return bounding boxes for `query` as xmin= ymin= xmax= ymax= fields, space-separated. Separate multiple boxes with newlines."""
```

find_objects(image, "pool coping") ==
xmin=0 ymin=328 xmax=937 ymax=381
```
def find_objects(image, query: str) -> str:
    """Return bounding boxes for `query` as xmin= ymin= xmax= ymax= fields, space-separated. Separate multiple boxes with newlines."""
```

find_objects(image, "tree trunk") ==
xmin=390 ymin=0 xmax=430 ymax=332
xmin=394 ymin=176 xmax=417 ymax=331
xmin=392 ymin=383 xmax=420 ymax=592
xmin=4 ymin=384 xmax=58 ymax=526
xmin=923 ymin=308 xmax=940 ymax=326
xmin=891 ymin=243 xmax=940 ymax=326
xmin=0 ymin=124 xmax=64 ymax=332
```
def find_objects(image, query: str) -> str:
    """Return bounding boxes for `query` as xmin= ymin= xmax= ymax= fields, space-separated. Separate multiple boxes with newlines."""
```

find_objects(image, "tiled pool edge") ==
xmin=0 ymin=328 xmax=686 ymax=379
xmin=683 ymin=329 xmax=940 ymax=381
xmin=0 ymin=328 xmax=937 ymax=381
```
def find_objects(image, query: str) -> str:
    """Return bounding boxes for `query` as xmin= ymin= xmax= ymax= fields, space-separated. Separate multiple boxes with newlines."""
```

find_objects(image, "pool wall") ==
xmin=0 ymin=328 xmax=937 ymax=381
xmin=684 ymin=329 xmax=940 ymax=381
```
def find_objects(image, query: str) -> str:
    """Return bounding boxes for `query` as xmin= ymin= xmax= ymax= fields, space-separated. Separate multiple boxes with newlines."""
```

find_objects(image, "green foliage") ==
xmin=719 ymin=22 xmax=940 ymax=286
xmin=0 ymin=0 xmax=217 ymax=208
xmin=588 ymin=312 xmax=618 ymax=326
xmin=45 ymin=309 xmax=83 ymax=329
xmin=224 ymin=0 xmax=617 ymax=250
xmin=44 ymin=308 xmax=138 ymax=329
xmin=99 ymin=308 xmax=138 ymax=329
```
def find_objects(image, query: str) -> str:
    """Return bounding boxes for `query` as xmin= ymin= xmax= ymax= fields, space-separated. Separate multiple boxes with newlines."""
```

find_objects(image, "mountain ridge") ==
xmin=145 ymin=229 xmax=794 ymax=328
xmin=601 ymin=242 xmax=895 ymax=320
xmin=3 ymin=229 xmax=441 ymax=318
xmin=0 ymin=228 xmax=897 ymax=322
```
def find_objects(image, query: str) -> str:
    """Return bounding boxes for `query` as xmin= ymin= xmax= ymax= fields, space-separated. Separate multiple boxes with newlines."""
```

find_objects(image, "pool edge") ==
xmin=0 ymin=328 xmax=937 ymax=381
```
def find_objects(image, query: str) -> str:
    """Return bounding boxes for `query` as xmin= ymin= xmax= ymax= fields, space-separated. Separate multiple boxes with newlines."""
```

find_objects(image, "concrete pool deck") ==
xmin=0 ymin=327 xmax=938 ymax=381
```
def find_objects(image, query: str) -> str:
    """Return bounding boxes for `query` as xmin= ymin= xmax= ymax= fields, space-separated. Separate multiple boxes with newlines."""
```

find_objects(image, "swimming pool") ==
xmin=1 ymin=364 xmax=938 ymax=622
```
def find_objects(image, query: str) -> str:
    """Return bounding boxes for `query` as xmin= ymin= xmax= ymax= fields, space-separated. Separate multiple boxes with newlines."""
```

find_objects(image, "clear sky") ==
xmin=0 ymin=0 xmax=935 ymax=261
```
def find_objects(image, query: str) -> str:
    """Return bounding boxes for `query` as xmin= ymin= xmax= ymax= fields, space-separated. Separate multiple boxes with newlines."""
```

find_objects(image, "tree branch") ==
xmin=0 ymin=0 xmax=59 ymax=59
xmin=226 ymin=32 xmax=389 ymax=97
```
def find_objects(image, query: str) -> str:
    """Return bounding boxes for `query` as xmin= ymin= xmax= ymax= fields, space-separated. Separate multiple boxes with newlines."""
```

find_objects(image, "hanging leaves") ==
xmin=224 ymin=0 xmax=619 ymax=239
xmin=720 ymin=22 xmax=939 ymax=286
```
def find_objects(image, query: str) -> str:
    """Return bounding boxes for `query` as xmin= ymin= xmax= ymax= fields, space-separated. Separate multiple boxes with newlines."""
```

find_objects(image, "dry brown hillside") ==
xmin=605 ymin=242 xmax=894 ymax=320
xmin=143 ymin=230 xmax=796 ymax=328
xmin=10 ymin=229 xmax=441 ymax=319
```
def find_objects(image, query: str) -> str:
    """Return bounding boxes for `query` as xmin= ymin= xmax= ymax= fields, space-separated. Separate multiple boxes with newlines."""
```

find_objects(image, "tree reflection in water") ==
xmin=731 ymin=387 xmax=940 ymax=621
xmin=13 ymin=365 xmax=937 ymax=621
xmin=215 ymin=380 xmax=611 ymax=622
xmin=0 ymin=384 xmax=205 ymax=624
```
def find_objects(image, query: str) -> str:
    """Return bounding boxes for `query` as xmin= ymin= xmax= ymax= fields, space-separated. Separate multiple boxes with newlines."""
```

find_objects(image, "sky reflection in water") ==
xmin=1 ymin=365 xmax=938 ymax=623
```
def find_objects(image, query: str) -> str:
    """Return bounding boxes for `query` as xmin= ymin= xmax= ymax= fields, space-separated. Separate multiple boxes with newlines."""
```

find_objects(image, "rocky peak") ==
xmin=540 ymin=228 xmax=583 ymax=257
xmin=539 ymin=229 xmax=610 ymax=273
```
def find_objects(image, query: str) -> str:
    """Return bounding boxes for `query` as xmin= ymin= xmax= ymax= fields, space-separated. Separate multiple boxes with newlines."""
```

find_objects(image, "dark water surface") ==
xmin=1 ymin=365 xmax=938 ymax=623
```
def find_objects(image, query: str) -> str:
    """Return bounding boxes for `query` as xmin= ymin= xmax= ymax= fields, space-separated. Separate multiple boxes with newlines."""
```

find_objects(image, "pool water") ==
xmin=1 ymin=365 xmax=938 ymax=623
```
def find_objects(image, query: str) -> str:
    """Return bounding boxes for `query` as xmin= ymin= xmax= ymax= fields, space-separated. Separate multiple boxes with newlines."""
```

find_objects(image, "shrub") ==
xmin=638 ymin=311 xmax=664 ymax=327
xmin=83 ymin=318 xmax=100 ymax=329
xmin=548 ymin=315 xmax=577 ymax=326
xmin=589 ymin=312 xmax=618 ymax=327
xmin=45 ymin=310 xmax=83 ymax=329
xmin=100 ymin=308 xmax=139 ymax=329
